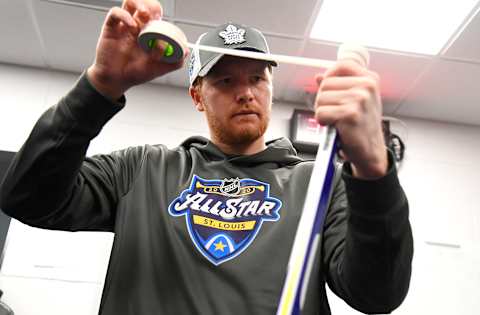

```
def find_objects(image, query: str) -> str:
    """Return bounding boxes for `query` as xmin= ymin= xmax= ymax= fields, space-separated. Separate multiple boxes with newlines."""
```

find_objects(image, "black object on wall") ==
xmin=289 ymin=109 xmax=406 ymax=162
xmin=289 ymin=109 xmax=323 ymax=155
xmin=0 ymin=151 xmax=15 ymax=266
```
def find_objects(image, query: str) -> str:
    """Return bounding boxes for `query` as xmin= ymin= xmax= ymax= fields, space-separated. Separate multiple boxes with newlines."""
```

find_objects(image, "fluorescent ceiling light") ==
xmin=41 ymin=0 xmax=122 ymax=11
xmin=41 ymin=0 xmax=174 ymax=16
xmin=309 ymin=0 xmax=478 ymax=55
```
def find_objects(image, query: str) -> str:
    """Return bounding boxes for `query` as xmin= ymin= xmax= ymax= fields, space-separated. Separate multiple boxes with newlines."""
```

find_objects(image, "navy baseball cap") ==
xmin=188 ymin=22 xmax=277 ymax=85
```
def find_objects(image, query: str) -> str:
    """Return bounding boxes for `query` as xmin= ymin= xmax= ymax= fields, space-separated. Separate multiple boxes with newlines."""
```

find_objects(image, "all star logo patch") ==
xmin=219 ymin=24 xmax=246 ymax=45
xmin=168 ymin=175 xmax=282 ymax=265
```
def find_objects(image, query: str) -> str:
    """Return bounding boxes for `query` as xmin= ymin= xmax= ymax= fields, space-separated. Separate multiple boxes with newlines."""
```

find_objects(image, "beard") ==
xmin=205 ymin=107 xmax=270 ymax=147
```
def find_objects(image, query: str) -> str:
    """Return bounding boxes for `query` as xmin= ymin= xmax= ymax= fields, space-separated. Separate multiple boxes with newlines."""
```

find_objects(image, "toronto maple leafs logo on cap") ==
xmin=219 ymin=24 xmax=246 ymax=45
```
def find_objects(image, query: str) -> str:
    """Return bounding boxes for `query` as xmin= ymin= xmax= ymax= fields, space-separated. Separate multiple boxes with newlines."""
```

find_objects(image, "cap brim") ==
xmin=197 ymin=47 xmax=278 ymax=78
xmin=197 ymin=54 xmax=224 ymax=78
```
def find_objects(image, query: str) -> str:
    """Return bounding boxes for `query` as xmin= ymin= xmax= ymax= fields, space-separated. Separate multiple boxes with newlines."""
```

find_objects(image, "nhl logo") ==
xmin=220 ymin=178 xmax=240 ymax=196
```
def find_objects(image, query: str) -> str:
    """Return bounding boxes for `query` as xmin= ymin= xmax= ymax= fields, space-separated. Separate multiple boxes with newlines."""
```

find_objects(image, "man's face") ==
xmin=191 ymin=56 xmax=273 ymax=148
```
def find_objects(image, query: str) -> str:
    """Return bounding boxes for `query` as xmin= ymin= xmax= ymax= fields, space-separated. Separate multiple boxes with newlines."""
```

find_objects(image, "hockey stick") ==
xmin=276 ymin=44 xmax=370 ymax=315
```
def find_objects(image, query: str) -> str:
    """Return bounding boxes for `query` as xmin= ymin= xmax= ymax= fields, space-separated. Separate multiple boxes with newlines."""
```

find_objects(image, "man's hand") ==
xmin=87 ymin=0 xmax=188 ymax=100
xmin=314 ymin=60 xmax=388 ymax=179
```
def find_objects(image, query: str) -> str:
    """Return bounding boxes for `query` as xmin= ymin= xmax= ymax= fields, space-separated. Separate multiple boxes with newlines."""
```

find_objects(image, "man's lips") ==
xmin=232 ymin=110 xmax=259 ymax=118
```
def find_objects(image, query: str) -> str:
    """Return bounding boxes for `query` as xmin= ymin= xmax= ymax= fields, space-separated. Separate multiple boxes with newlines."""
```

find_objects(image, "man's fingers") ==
xmin=158 ymin=58 xmax=186 ymax=73
xmin=338 ymin=149 xmax=347 ymax=160
xmin=148 ymin=40 xmax=189 ymax=67
xmin=324 ymin=59 xmax=366 ymax=77
xmin=143 ymin=0 xmax=163 ymax=19
xmin=105 ymin=7 xmax=136 ymax=29
xmin=148 ymin=52 xmax=188 ymax=77
xmin=122 ymin=0 xmax=139 ymax=15
xmin=315 ymin=90 xmax=356 ymax=107
xmin=314 ymin=104 xmax=360 ymax=126
xmin=123 ymin=0 xmax=162 ymax=19
xmin=319 ymin=76 xmax=379 ymax=93
xmin=122 ymin=0 xmax=163 ymax=33
xmin=315 ymin=73 xmax=324 ymax=86
xmin=148 ymin=40 xmax=168 ymax=60
xmin=133 ymin=8 xmax=151 ymax=29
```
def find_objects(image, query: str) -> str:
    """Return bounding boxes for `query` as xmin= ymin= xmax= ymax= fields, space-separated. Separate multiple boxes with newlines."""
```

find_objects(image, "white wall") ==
xmin=393 ymin=119 xmax=480 ymax=315
xmin=0 ymin=63 xmax=479 ymax=314
xmin=325 ymin=118 xmax=480 ymax=315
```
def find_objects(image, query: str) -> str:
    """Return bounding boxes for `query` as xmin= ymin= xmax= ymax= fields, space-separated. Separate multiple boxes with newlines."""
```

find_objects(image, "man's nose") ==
xmin=235 ymin=82 xmax=254 ymax=104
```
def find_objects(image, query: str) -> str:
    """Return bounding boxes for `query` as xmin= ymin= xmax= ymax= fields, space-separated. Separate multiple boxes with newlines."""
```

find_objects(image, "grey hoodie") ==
xmin=0 ymin=74 xmax=413 ymax=315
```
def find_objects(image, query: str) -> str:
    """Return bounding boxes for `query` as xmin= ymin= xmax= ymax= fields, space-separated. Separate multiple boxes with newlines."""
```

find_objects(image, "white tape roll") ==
xmin=337 ymin=43 xmax=370 ymax=67
xmin=138 ymin=20 xmax=188 ymax=64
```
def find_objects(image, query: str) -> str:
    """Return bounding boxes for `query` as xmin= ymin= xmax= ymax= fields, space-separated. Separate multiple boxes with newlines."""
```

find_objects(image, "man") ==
xmin=0 ymin=0 xmax=413 ymax=314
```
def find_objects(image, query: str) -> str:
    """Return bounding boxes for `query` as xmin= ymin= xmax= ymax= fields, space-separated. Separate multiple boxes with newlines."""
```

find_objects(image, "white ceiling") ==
xmin=1 ymin=0 xmax=480 ymax=125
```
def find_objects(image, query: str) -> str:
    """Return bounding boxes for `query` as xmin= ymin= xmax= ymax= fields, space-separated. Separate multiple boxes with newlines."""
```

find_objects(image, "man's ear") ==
xmin=189 ymin=85 xmax=205 ymax=112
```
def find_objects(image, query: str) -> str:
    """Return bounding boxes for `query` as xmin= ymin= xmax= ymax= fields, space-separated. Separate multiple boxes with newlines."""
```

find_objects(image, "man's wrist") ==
xmin=350 ymin=149 xmax=389 ymax=180
xmin=87 ymin=65 xmax=126 ymax=101
xmin=342 ymin=150 xmax=403 ymax=216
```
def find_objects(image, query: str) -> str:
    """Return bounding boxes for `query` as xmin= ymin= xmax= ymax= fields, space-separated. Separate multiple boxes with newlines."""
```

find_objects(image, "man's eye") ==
xmin=218 ymin=78 xmax=231 ymax=85
xmin=252 ymin=75 xmax=263 ymax=82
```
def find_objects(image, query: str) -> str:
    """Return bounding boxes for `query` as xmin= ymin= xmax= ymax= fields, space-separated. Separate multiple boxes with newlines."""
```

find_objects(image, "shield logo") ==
xmin=220 ymin=177 xmax=241 ymax=196
xmin=168 ymin=175 xmax=282 ymax=265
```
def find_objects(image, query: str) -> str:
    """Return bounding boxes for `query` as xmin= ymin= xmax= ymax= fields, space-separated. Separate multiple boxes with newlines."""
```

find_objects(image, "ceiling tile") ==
xmin=443 ymin=7 xmax=480 ymax=63
xmin=159 ymin=0 xmax=175 ymax=17
xmin=33 ymin=0 xmax=105 ymax=72
xmin=264 ymin=35 xmax=304 ymax=103
xmin=283 ymin=42 xmax=337 ymax=105
xmin=172 ymin=22 xmax=212 ymax=43
xmin=397 ymin=59 xmax=480 ymax=125
xmin=174 ymin=0 xmax=318 ymax=37
xmin=287 ymin=41 xmax=432 ymax=113
xmin=0 ymin=0 xmax=46 ymax=68
xmin=367 ymin=50 xmax=431 ymax=104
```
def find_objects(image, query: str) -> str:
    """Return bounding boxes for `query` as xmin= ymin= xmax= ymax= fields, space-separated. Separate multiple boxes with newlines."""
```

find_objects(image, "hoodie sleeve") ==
xmin=0 ymin=73 xmax=142 ymax=232
xmin=322 ymin=152 xmax=413 ymax=313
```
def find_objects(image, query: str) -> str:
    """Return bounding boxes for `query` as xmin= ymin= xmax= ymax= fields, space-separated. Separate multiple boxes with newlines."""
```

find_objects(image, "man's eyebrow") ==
xmin=208 ymin=67 xmax=232 ymax=77
xmin=253 ymin=68 xmax=268 ymax=74
xmin=208 ymin=70 xmax=228 ymax=77
xmin=253 ymin=63 xmax=270 ymax=73
xmin=208 ymin=63 xmax=268 ymax=77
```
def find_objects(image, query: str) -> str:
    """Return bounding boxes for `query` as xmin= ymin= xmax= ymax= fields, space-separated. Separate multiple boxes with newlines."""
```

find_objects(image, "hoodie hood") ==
xmin=180 ymin=136 xmax=304 ymax=167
